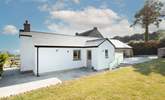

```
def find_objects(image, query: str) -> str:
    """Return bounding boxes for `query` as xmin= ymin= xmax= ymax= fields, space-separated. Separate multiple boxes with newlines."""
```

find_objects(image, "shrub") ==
xmin=128 ymin=41 xmax=160 ymax=55
xmin=0 ymin=53 xmax=9 ymax=77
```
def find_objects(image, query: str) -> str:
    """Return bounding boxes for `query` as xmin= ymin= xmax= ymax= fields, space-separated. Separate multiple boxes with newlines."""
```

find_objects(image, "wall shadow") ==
xmin=133 ymin=59 xmax=165 ymax=76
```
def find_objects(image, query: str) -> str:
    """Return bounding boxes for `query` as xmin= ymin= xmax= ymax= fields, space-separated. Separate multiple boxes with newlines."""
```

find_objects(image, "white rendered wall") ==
xmin=34 ymin=47 xmax=99 ymax=75
xmin=36 ymin=48 xmax=87 ymax=74
xmin=115 ymin=52 xmax=124 ymax=64
xmin=96 ymin=41 xmax=115 ymax=70
xmin=109 ymin=52 xmax=124 ymax=69
xmin=20 ymin=36 xmax=35 ymax=72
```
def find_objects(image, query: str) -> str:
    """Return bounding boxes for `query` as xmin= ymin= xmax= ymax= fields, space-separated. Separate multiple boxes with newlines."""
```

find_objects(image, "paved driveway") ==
xmin=122 ymin=55 xmax=157 ymax=65
xmin=0 ymin=67 xmax=97 ymax=98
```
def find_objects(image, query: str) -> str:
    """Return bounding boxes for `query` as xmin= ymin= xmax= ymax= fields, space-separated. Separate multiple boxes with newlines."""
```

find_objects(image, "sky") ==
xmin=0 ymin=0 xmax=165 ymax=53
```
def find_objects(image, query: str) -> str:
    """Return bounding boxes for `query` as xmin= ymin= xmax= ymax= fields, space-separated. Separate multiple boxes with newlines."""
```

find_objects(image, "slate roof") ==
xmin=108 ymin=39 xmax=132 ymax=49
xmin=85 ymin=39 xmax=106 ymax=47
xmin=20 ymin=31 xmax=103 ymax=47
xmin=20 ymin=31 xmax=132 ymax=49
xmin=76 ymin=27 xmax=104 ymax=38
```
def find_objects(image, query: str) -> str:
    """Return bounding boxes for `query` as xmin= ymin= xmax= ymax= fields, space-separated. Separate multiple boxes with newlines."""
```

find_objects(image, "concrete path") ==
xmin=0 ymin=78 xmax=61 ymax=98
xmin=122 ymin=55 xmax=157 ymax=65
xmin=0 ymin=67 xmax=97 ymax=98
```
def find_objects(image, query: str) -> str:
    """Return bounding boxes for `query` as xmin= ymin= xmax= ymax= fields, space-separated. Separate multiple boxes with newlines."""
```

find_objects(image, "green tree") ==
xmin=0 ymin=53 xmax=9 ymax=76
xmin=131 ymin=0 xmax=164 ymax=42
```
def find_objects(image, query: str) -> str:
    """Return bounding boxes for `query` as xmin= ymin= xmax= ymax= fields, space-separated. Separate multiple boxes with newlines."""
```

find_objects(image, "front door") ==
xmin=87 ymin=50 xmax=92 ymax=67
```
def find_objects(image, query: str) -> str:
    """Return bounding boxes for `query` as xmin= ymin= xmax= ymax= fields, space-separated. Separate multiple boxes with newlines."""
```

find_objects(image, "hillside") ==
xmin=113 ymin=30 xmax=165 ymax=43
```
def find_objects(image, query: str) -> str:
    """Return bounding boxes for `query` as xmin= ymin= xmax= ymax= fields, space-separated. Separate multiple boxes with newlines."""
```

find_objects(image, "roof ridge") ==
xmin=86 ymin=38 xmax=105 ymax=42
xmin=22 ymin=31 xmax=100 ymax=39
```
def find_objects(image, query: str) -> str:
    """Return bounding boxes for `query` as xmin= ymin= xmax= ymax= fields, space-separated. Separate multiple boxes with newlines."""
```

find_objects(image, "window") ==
xmin=73 ymin=50 xmax=81 ymax=60
xmin=105 ymin=49 xmax=108 ymax=58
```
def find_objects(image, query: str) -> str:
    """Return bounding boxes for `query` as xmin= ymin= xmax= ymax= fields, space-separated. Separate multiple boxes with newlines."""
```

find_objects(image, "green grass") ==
xmin=2 ymin=59 xmax=165 ymax=100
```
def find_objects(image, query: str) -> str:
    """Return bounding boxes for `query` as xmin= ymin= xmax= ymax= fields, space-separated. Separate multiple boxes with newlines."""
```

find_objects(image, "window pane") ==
xmin=74 ymin=51 xmax=77 ymax=58
xmin=73 ymin=50 xmax=81 ymax=60
xmin=105 ymin=49 xmax=108 ymax=58
xmin=78 ymin=50 xmax=81 ymax=59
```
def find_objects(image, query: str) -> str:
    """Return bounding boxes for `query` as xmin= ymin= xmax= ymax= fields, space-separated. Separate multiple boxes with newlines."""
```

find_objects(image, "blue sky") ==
xmin=0 ymin=0 xmax=164 ymax=53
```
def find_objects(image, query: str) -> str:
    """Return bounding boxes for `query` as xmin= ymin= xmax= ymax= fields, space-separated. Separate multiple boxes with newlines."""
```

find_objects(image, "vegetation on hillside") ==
xmin=113 ymin=30 xmax=165 ymax=43
xmin=2 ymin=59 xmax=165 ymax=100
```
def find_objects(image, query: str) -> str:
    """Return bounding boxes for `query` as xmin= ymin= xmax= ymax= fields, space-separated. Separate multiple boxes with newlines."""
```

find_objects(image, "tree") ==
xmin=131 ymin=0 xmax=164 ymax=42
xmin=0 ymin=53 xmax=9 ymax=76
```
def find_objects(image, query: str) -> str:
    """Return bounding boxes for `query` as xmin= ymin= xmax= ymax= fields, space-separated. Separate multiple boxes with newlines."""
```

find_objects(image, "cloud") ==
xmin=2 ymin=25 xmax=18 ymax=35
xmin=149 ymin=20 xmax=165 ymax=32
xmin=41 ymin=2 xmax=164 ymax=37
xmin=12 ymin=49 xmax=20 ymax=54
xmin=72 ymin=0 xmax=80 ymax=4
xmin=38 ymin=3 xmax=50 ymax=11
xmin=38 ymin=0 xmax=81 ymax=12
xmin=46 ymin=7 xmax=141 ymax=37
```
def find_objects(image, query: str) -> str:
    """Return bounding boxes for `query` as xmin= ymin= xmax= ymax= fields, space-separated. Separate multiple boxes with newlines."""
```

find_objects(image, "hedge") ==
xmin=128 ymin=40 xmax=165 ymax=55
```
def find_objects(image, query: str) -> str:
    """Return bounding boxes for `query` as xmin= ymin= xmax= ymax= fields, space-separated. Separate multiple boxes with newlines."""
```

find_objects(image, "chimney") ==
xmin=93 ymin=27 xmax=97 ymax=30
xmin=75 ymin=32 xmax=79 ymax=36
xmin=23 ymin=20 xmax=30 ymax=32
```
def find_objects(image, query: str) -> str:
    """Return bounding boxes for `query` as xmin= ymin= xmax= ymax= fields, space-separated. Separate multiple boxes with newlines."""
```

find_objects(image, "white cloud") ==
xmin=38 ymin=0 xmax=80 ymax=12
xmin=72 ymin=0 xmax=80 ymax=4
xmin=149 ymin=20 xmax=165 ymax=32
xmin=13 ymin=49 xmax=20 ymax=54
xmin=2 ymin=25 xmax=18 ymax=35
xmin=43 ymin=4 xmax=164 ymax=37
xmin=46 ymin=7 xmax=141 ymax=37
xmin=38 ymin=3 xmax=50 ymax=11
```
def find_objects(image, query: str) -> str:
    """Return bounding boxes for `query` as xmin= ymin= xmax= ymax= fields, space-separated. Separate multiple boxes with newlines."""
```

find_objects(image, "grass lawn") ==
xmin=2 ymin=59 xmax=165 ymax=100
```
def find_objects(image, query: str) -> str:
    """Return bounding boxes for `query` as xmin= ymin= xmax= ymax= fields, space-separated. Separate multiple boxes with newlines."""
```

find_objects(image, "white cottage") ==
xmin=20 ymin=21 xmax=132 ymax=76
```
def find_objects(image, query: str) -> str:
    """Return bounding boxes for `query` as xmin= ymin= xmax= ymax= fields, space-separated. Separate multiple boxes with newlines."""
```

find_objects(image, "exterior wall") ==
xmin=84 ymin=48 xmax=98 ymax=68
xmin=33 ymin=47 xmax=99 ymax=75
xmin=35 ymin=48 xmax=87 ymax=74
xmin=95 ymin=41 xmax=115 ymax=70
xmin=115 ymin=48 xmax=133 ymax=57
xmin=115 ymin=52 xmax=124 ymax=64
xmin=108 ymin=52 xmax=123 ymax=69
xmin=20 ymin=36 xmax=35 ymax=72
xmin=20 ymin=36 xmax=116 ymax=74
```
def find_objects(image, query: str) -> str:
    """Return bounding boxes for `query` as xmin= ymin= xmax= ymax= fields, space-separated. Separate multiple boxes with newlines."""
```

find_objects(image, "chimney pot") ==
xmin=25 ymin=20 xmax=28 ymax=24
xmin=75 ymin=32 xmax=79 ymax=35
xmin=93 ymin=27 xmax=97 ymax=30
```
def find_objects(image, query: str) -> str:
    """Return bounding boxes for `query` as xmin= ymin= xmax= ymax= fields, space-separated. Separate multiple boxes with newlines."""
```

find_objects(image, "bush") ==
xmin=0 ymin=53 xmax=9 ymax=77
xmin=128 ymin=41 xmax=160 ymax=55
